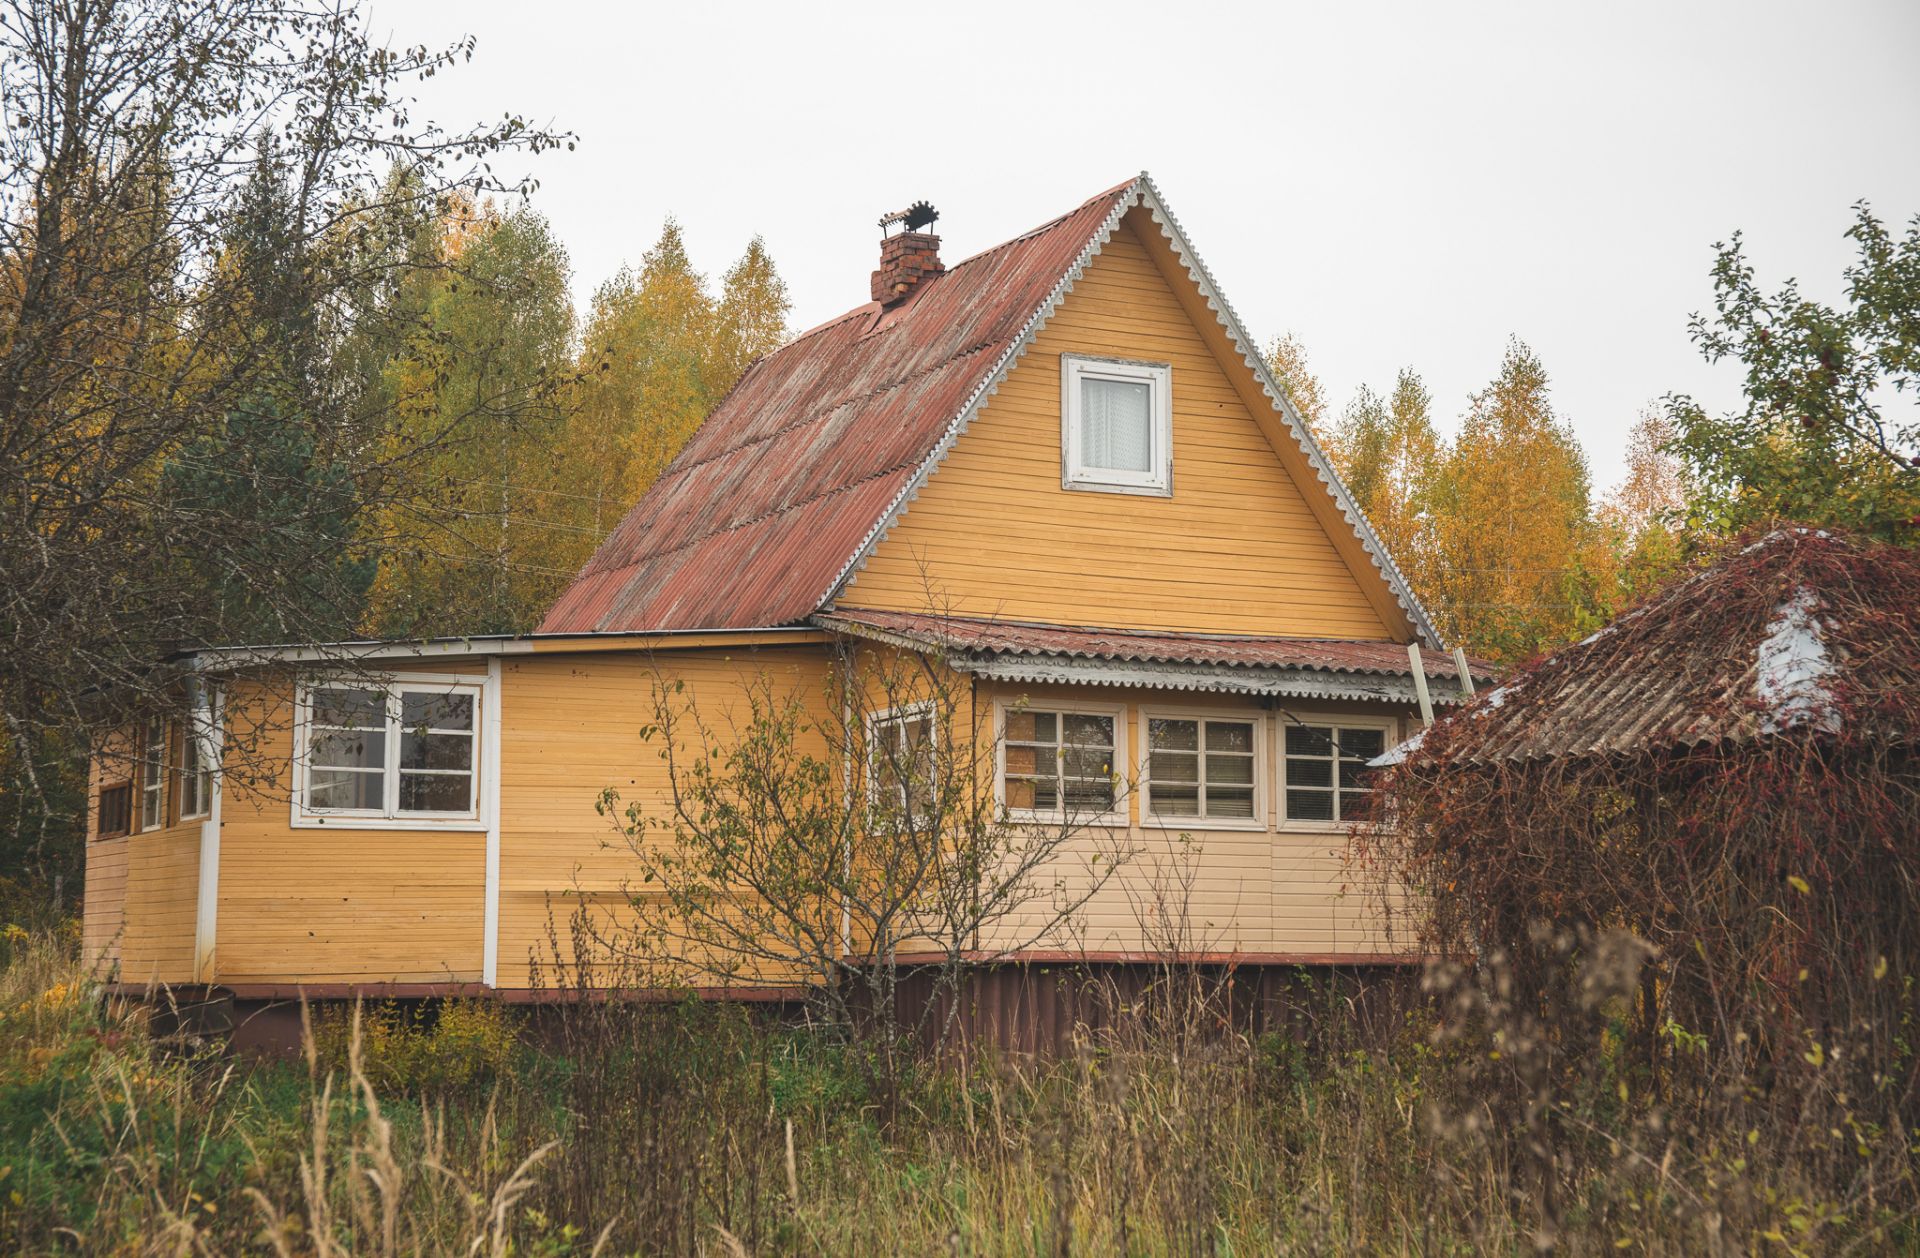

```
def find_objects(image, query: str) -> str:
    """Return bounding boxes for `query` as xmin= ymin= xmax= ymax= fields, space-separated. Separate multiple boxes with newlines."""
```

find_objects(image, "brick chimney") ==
xmin=871 ymin=229 xmax=944 ymax=305
xmin=871 ymin=202 xmax=943 ymax=305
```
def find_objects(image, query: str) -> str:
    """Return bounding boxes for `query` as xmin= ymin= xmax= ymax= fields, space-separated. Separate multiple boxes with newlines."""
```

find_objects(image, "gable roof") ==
xmin=539 ymin=175 xmax=1440 ymax=645
xmin=1378 ymin=529 xmax=1920 ymax=768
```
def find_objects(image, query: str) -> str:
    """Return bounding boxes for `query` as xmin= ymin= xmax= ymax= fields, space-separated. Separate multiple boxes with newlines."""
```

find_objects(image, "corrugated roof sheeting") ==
xmin=1393 ymin=529 xmax=1920 ymax=766
xmin=538 ymin=181 xmax=1138 ymax=633
xmin=815 ymin=609 xmax=1495 ymax=682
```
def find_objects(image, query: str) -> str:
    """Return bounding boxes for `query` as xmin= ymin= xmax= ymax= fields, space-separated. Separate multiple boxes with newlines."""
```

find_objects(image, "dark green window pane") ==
xmin=1286 ymin=788 xmax=1334 ymax=821
xmin=402 ymin=731 xmax=473 ymax=771
xmin=402 ymin=692 xmax=473 ymax=731
xmin=1063 ymin=713 xmax=1113 ymax=747
xmin=1285 ymin=725 xmax=1334 ymax=756
xmin=313 ymin=688 xmax=382 ymax=729
xmin=1205 ymin=722 xmax=1253 ymax=753
xmin=1149 ymin=719 xmax=1198 ymax=751
xmin=310 ymin=729 xmax=384 ymax=769
xmin=309 ymin=768 xmax=382 ymax=810
xmin=399 ymin=772 xmax=470 ymax=812
xmin=1150 ymin=786 xmax=1200 ymax=816
xmin=1208 ymin=754 xmax=1254 ymax=786
xmin=1209 ymin=787 xmax=1256 ymax=819
xmin=1289 ymin=757 xmax=1332 ymax=788
xmin=1339 ymin=728 xmax=1385 ymax=760
xmin=1151 ymin=749 xmax=1199 ymax=783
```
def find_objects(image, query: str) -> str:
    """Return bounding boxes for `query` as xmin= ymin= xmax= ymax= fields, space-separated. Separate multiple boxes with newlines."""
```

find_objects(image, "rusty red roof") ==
xmin=538 ymin=179 xmax=1141 ymax=633
xmin=539 ymin=174 xmax=1441 ymax=643
xmin=816 ymin=609 xmax=1496 ymax=683
xmin=1381 ymin=529 xmax=1920 ymax=767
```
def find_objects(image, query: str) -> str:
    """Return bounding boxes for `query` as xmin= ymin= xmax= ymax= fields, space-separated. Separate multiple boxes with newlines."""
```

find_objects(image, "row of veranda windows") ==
xmin=96 ymin=712 xmax=214 ymax=838
xmin=868 ymin=705 xmax=1392 ymax=827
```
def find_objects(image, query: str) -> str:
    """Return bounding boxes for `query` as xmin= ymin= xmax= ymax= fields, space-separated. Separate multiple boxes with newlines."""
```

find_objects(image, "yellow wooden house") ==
xmin=84 ymin=174 xmax=1487 ymax=1013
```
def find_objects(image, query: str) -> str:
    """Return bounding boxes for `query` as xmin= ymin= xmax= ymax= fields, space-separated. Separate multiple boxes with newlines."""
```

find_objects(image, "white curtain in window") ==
xmin=1081 ymin=376 xmax=1152 ymax=472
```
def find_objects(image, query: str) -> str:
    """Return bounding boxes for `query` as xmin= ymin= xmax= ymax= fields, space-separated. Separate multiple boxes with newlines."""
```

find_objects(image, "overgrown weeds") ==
xmin=0 ymin=928 xmax=1913 ymax=1253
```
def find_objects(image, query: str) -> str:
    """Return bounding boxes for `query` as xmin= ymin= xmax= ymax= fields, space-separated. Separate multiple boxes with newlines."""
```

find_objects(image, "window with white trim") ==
xmin=138 ymin=718 xmax=166 ymax=831
xmin=178 ymin=720 xmax=212 ymax=821
xmin=1003 ymin=708 xmax=1118 ymax=817
xmin=297 ymin=681 xmax=481 ymax=824
xmin=1146 ymin=716 xmax=1258 ymax=821
xmin=178 ymin=683 xmax=216 ymax=822
xmin=1281 ymin=721 xmax=1389 ymax=823
xmin=1061 ymin=354 xmax=1172 ymax=495
xmin=868 ymin=703 xmax=935 ymax=825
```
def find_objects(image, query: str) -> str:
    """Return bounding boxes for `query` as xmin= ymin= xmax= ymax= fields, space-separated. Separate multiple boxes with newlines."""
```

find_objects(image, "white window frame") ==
xmin=1139 ymin=707 xmax=1268 ymax=831
xmin=1277 ymin=714 xmax=1398 ymax=831
xmin=995 ymin=699 xmax=1130 ymax=827
xmin=1060 ymin=353 xmax=1173 ymax=496
xmin=138 ymin=717 xmax=167 ymax=832
xmin=865 ymin=701 xmax=938 ymax=826
xmin=177 ymin=680 xmax=217 ymax=823
xmin=292 ymin=672 xmax=488 ymax=831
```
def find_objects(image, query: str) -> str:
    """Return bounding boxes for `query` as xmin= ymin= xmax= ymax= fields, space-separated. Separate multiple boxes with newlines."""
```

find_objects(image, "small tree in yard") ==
xmin=582 ymin=645 xmax=1138 ymax=1062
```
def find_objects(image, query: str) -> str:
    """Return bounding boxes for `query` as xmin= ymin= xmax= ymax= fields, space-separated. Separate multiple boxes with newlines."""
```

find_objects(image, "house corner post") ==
xmin=482 ymin=656 xmax=503 ymax=988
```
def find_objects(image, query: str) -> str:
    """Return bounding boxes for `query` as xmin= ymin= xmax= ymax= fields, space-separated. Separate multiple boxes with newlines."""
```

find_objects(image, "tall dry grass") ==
xmin=0 ymin=928 xmax=1913 ymax=1254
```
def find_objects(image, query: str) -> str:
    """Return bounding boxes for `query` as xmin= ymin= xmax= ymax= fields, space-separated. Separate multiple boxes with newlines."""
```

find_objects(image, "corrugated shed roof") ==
xmin=1380 ymin=529 xmax=1920 ymax=767
xmin=538 ymin=180 xmax=1140 ymax=633
xmin=816 ymin=609 xmax=1496 ymax=682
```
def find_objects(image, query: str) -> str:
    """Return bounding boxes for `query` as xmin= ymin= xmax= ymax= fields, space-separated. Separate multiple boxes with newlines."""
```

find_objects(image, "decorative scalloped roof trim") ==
xmin=815 ymin=179 xmax=1145 ymax=612
xmin=812 ymin=614 xmax=1473 ymax=704
xmin=956 ymin=656 xmax=1463 ymax=706
xmin=1132 ymin=174 xmax=1442 ymax=649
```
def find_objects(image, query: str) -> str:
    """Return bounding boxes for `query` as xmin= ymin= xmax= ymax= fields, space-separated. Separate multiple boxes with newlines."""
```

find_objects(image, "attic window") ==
xmin=1061 ymin=354 xmax=1171 ymax=496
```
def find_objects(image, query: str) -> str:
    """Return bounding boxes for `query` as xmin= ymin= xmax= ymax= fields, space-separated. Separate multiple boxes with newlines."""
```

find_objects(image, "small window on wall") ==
xmin=296 ymin=680 xmax=481 ymax=826
xmin=1282 ymin=722 xmax=1389 ymax=824
xmin=1003 ymin=708 xmax=1119 ymax=818
xmin=97 ymin=782 xmax=132 ymax=838
xmin=1147 ymin=716 xmax=1258 ymax=822
xmin=1061 ymin=354 xmax=1172 ymax=495
xmin=138 ymin=718 xmax=166 ymax=831
xmin=868 ymin=704 xmax=936 ymax=825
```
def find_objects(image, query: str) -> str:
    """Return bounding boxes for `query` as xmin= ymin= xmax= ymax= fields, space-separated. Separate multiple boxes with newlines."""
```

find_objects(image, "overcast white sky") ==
xmin=367 ymin=0 xmax=1919 ymax=492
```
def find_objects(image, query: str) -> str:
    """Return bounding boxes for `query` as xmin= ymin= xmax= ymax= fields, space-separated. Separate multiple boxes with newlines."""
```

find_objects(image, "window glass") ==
xmin=1149 ymin=717 xmax=1256 ymax=820
xmin=397 ymin=687 xmax=475 ymax=813
xmin=1283 ymin=723 xmax=1385 ymax=823
xmin=98 ymin=782 xmax=132 ymax=838
xmin=869 ymin=707 xmax=935 ymax=825
xmin=1005 ymin=709 xmax=1116 ymax=815
xmin=1081 ymin=377 xmax=1153 ymax=472
xmin=179 ymin=720 xmax=212 ymax=820
xmin=1062 ymin=356 xmax=1171 ymax=493
xmin=308 ymin=687 xmax=386 ymax=813
xmin=139 ymin=719 xmax=166 ymax=830
xmin=302 ymin=683 xmax=479 ymax=820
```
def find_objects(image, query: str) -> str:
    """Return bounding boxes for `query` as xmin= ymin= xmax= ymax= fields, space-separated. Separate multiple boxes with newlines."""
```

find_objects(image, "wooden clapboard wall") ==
xmin=841 ymin=209 xmax=1396 ymax=641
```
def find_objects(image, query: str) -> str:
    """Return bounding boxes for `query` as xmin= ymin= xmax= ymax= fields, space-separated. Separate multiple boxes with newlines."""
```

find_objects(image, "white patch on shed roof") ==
xmin=1756 ymin=586 xmax=1839 ymax=734
xmin=1369 ymin=678 xmax=1519 ymax=767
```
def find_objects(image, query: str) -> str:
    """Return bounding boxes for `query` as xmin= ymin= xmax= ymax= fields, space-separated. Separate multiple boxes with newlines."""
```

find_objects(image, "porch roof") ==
xmin=815 ymin=610 xmax=1492 ymax=705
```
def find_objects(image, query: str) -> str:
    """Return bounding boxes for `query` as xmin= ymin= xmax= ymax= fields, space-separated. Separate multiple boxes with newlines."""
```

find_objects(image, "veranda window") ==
xmin=1004 ymin=708 xmax=1118 ymax=817
xmin=298 ymin=681 xmax=480 ymax=824
xmin=178 ymin=697 xmax=214 ymax=822
xmin=868 ymin=704 xmax=936 ymax=825
xmin=138 ymin=718 xmax=166 ymax=831
xmin=1282 ymin=723 xmax=1387 ymax=823
xmin=1147 ymin=716 xmax=1257 ymax=821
